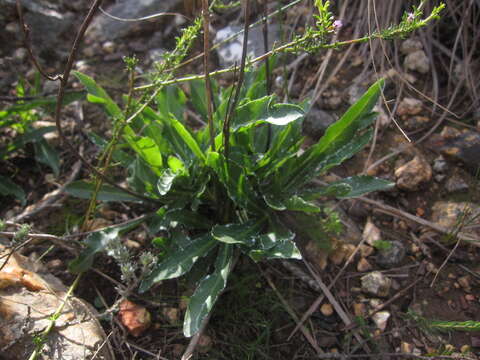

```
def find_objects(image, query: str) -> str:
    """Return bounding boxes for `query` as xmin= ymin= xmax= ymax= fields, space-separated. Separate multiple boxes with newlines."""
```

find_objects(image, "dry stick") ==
xmin=181 ymin=314 xmax=212 ymax=360
xmin=357 ymin=196 xmax=480 ymax=244
xmin=286 ymin=237 xmax=368 ymax=340
xmin=222 ymin=0 xmax=251 ymax=158
xmin=304 ymin=0 xmax=348 ymax=106
xmin=260 ymin=266 xmax=324 ymax=355
xmin=16 ymin=0 xmax=61 ymax=81
xmin=314 ymin=353 xmax=476 ymax=360
xmin=11 ymin=160 xmax=82 ymax=222
xmin=367 ymin=277 xmax=423 ymax=319
xmin=162 ymin=0 xmax=304 ymax=74
xmin=0 ymin=231 xmax=79 ymax=253
xmin=16 ymin=0 xmax=158 ymax=204
xmin=303 ymin=260 xmax=371 ymax=354
xmin=202 ymin=0 xmax=216 ymax=151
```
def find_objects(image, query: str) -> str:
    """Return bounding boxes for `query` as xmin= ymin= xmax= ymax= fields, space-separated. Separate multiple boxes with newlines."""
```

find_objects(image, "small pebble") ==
xmin=320 ymin=303 xmax=334 ymax=317
xmin=357 ymin=258 xmax=372 ymax=272
xmin=102 ymin=41 xmax=116 ymax=54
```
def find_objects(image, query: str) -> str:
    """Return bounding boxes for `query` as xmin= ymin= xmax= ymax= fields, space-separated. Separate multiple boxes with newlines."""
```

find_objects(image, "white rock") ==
xmin=372 ymin=311 xmax=390 ymax=331
xmin=404 ymin=50 xmax=430 ymax=74
xmin=395 ymin=156 xmax=432 ymax=191
xmin=361 ymin=271 xmax=391 ymax=297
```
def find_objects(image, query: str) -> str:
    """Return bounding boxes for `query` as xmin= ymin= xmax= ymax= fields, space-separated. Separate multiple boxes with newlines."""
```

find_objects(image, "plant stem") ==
xmin=28 ymin=273 xmax=82 ymax=360
xmin=202 ymin=0 xmax=216 ymax=151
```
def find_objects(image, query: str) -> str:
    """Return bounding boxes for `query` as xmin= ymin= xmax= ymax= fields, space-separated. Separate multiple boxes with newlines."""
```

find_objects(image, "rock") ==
xmin=357 ymin=257 xmax=372 ymax=272
xmin=397 ymin=97 xmax=423 ymax=116
xmin=86 ymin=0 xmax=182 ymax=42
xmin=214 ymin=24 xmax=280 ymax=68
xmin=404 ymin=50 xmax=430 ymax=74
xmin=5 ymin=0 xmax=75 ymax=54
xmin=162 ymin=307 xmax=180 ymax=324
xmin=197 ymin=333 xmax=213 ymax=353
xmin=305 ymin=240 xmax=328 ymax=270
xmin=320 ymin=303 xmax=334 ymax=317
xmin=303 ymin=107 xmax=337 ymax=139
xmin=400 ymin=39 xmax=423 ymax=55
xmin=445 ymin=169 xmax=470 ymax=193
xmin=13 ymin=48 xmax=27 ymax=62
xmin=353 ymin=302 xmax=366 ymax=316
xmin=360 ymin=244 xmax=374 ymax=258
xmin=147 ymin=48 xmax=166 ymax=64
xmin=361 ymin=271 xmax=391 ymax=297
xmin=347 ymin=83 xmax=367 ymax=105
xmin=372 ymin=311 xmax=390 ymax=331
xmin=401 ymin=341 xmax=414 ymax=353
xmin=118 ymin=299 xmax=151 ymax=337
xmin=375 ymin=240 xmax=406 ymax=268
xmin=430 ymin=129 xmax=480 ymax=172
xmin=458 ymin=275 xmax=472 ymax=292
xmin=0 ymin=246 xmax=113 ymax=360
xmin=373 ymin=104 xmax=390 ymax=127
xmin=431 ymin=201 xmax=480 ymax=235
xmin=433 ymin=155 xmax=448 ymax=174
xmin=362 ymin=219 xmax=381 ymax=246
xmin=102 ymin=41 xmax=116 ymax=54
xmin=395 ymin=156 xmax=432 ymax=191
xmin=403 ymin=115 xmax=431 ymax=130
xmin=5 ymin=21 xmax=19 ymax=34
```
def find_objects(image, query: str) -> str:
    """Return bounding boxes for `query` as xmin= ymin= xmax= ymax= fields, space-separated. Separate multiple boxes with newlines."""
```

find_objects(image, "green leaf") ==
xmin=73 ymin=71 xmax=123 ymax=119
xmin=189 ymin=79 xmax=208 ymax=121
xmin=278 ymin=79 xmax=384 ymax=192
xmin=211 ymin=219 xmax=263 ymax=245
xmin=156 ymin=85 xmax=187 ymax=120
xmin=0 ymin=91 xmax=84 ymax=120
xmin=66 ymin=181 xmax=143 ymax=202
xmin=329 ymin=175 xmax=395 ymax=198
xmin=0 ymin=175 xmax=26 ymax=205
xmin=157 ymin=169 xmax=177 ymax=196
xmin=124 ymin=136 xmax=163 ymax=175
xmin=264 ymin=103 xmax=304 ymax=126
xmin=87 ymin=132 xmax=134 ymax=166
xmin=206 ymin=151 xmax=263 ymax=213
xmin=183 ymin=243 xmax=233 ymax=337
xmin=249 ymin=219 xmax=300 ymax=261
xmin=139 ymin=234 xmax=217 ymax=292
xmin=264 ymin=194 xmax=321 ymax=212
xmin=169 ymin=115 xmax=206 ymax=162
xmin=34 ymin=139 xmax=60 ymax=175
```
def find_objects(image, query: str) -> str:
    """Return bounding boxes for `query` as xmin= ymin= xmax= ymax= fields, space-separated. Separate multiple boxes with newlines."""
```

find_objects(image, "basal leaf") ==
xmin=73 ymin=71 xmax=123 ymax=119
xmin=139 ymin=234 xmax=217 ymax=292
xmin=211 ymin=219 xmax=264 ymax=245
xmin=264 ymin=103 xmax=304 ymax=126
xmin=330 ymin=175 xmax=395 ymax=198
xmin=183 ymin=243 xmax=233 ymax=337
xmin=66 ymin=181 xmax=143 ymax=202
xmin=34 ymin=138 xmax=60 ymax=175
xmin=0 ymin=175 xmax=26 ymax=205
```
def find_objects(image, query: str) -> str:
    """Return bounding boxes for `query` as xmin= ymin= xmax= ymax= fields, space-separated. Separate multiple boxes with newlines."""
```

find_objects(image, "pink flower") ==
xmin=333 ymin=20 xmax=343 ymax=32
xmin=407 ymin=13 xmax=415 ymax=22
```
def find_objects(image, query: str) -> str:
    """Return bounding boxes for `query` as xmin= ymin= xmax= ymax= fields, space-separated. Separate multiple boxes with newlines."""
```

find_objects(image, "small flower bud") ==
xmin=333 ymin=20 xmax=343 ymax=32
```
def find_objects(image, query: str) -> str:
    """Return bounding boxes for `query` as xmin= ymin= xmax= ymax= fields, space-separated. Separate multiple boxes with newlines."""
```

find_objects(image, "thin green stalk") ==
xmin=202 ymin=0 xmax=216 ymax=151
xmin=28 ymin=273 xmax=82 ymax=360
